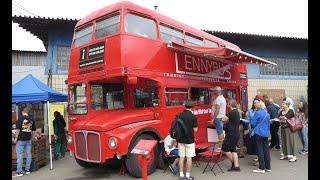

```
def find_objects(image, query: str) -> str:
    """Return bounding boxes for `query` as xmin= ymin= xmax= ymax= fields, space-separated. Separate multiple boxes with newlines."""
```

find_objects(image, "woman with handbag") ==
xmin=279 ymin=100 xmax=297 ymax=162
xmin=296 ymin=100 xmax=308 ymax=155
xmin=250 ymin=100 xmax=271 ymax=174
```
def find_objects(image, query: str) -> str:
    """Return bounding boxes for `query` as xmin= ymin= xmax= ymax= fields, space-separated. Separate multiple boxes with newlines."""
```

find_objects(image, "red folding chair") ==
xmin=197 ymin=128 xmax=226 ymax=175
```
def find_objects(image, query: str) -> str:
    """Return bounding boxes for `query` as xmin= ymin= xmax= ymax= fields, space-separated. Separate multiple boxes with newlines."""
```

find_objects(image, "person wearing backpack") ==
xmin=250 ymin=100 xmax=271 ymax=174
xmin=175 ymin=101 xmax=198 ymax=180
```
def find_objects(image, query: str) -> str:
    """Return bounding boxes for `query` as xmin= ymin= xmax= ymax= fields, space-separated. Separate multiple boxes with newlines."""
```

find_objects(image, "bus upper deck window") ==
xmin=160 ymin=24 xmax=183 ymax=44
xmin=185 ymin=33 xmax=204 ymax=46
xmin=204 ymin=39 xmax=218 ymax=48
xmin=95 ymin=13 xmax=120 ymax=39
xmin=125 ymin=13 xmax=157 ymax=40
xmin=74 ymin=25 xmax=93 ymax=47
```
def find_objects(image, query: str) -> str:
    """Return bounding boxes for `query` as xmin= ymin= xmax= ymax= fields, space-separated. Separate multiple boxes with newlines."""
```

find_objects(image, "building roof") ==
xmin=204 ymin=30 xmax=308 ymax=41
xmin=12 ymin=15 xmax=307 ymax=51
xmin=12 ymin=15 xmax=79 ymax=49
xmin=12 ymin=49 xmax=47 ymax=54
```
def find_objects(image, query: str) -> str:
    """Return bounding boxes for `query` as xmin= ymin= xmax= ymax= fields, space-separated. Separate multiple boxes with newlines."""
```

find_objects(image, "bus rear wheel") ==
xmin=75 ymin=157 xmax=98 ymax=168
xmin=125 ymin=134 xmax=157 ymax=178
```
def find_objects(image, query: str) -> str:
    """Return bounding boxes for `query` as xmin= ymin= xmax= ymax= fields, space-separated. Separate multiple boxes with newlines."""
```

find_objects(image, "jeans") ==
xmin=55 ymin=134 xmax=67 ymax=157
xmin=270 ymin=123 xmax=280 ymax=149
xmin=214 ymin=118 xmax=224 ymax=135
xmin=16 ymin=140 xmax=32 ymax=173
xmin=298 ymin=127 xmax=308 ymax=151
xmin=254 ymin=135 xmax=271 ymax=170
xmin=169 ymin=149 xmax=179 ymax=156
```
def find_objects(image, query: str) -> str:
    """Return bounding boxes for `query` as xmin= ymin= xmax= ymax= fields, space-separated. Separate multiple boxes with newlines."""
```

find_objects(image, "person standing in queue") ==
xmin=178 ymin=101 xmax=198 ymax=180
xmin=221 ymin=100 xmax=241 ymax=171
xmin=251 ymin=100 xmax=271 ymax=174
xmin=267 ymin=98 xmax=281 ymax=150
xmin=53 ymin=111 xmax=67 ymax=160
xmin=211 ymin=86 xmax=227 ymax=141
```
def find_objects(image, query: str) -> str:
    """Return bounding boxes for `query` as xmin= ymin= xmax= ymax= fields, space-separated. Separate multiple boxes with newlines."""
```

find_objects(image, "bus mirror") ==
xmin=127 ymin=77 xmax=138 ymax=85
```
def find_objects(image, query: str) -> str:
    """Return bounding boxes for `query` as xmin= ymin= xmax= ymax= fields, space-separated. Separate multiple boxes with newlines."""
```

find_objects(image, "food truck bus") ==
xmin=66 ymin=1 xmax=276 ymax=177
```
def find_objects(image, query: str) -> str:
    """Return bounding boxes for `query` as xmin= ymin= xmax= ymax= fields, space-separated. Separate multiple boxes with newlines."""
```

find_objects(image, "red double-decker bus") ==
xmin=66 ymin=1 xmax=275 ymax=177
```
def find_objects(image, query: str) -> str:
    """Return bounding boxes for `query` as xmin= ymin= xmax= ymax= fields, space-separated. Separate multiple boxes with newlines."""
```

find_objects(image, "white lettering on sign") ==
xmin=176 ymin=52 xmax=233 ymax=80
xmin=185 ymin=55 xmax=193 ymax=71
xmin=191 ymin=108 xmax=212 ymax=116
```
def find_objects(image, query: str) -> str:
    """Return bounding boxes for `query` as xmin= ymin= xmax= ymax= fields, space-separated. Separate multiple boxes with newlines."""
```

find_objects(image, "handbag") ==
xmin=250 ymin=111 xmax=268 ymax=137
xmin=287 ymin=116 xmax=303 ymax=132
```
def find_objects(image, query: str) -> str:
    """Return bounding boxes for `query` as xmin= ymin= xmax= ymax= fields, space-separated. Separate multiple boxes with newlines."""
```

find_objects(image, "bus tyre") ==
xmin=156 ymin=143 xmax=166 ymax=169
xmin=75 ymin=157 xmax=97 ymax=168
xmin=125 ymin=134 xmax=157 ymax=178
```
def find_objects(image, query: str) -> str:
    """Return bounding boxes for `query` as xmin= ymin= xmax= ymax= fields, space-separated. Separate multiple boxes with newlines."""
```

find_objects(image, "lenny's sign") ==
xmin=175 ymin=52 xmax=233 ymax=80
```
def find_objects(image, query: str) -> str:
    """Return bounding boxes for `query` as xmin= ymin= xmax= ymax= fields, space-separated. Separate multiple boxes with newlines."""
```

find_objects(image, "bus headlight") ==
xmin=108 ymin=137 xmax=118 ymax=150
xmin=66 ymin=134 xmax=72 ymax=144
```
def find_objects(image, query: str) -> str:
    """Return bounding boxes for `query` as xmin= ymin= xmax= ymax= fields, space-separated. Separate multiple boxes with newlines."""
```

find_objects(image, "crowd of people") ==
xmin=166 ymin=86 xmax=308 ymax=180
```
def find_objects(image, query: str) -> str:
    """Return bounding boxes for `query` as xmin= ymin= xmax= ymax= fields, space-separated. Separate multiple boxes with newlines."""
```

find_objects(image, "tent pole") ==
xmin=15 ymin=105 xmax=19 ymax=120
xmin=47 ymin=101 xmax=53 ymax=170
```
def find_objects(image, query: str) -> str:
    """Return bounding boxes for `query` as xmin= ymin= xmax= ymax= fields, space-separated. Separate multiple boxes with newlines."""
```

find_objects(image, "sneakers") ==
xmin=280 ymin=155 xmax=288 ymax=160
xmin=178 ymin=176 xmax=194 ymax=180
xmin=253 ymin=169 xmax=266 ymax=174
xmin=25 ymin=170 xmax=30 ymax=175
xmin=186 ymin=176 xmax=195 ymax=180
xmin=228 ymin=166 xmax=241 ymax=172
xmin=253 ymin=158 xmax=258 ymax=162
xmin=299 ymin=150 xmax=308 ymax=155
xmin=13 ymin=172 xmax=23 ymax=177
xmin=265 ymin=169 xmax=271 ymax=172
xmin=289 ymin=156 xmax=297 ymax=162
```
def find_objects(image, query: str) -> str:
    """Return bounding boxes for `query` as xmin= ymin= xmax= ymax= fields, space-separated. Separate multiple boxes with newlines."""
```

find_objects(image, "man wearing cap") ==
xmin=211 ymin=86 xmax=227 ymax=141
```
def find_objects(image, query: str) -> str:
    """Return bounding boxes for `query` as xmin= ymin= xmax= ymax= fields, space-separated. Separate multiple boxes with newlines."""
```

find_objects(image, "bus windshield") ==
xmin=90 ymin=83 xmax=124 ymax=110
xmin=68 ymin=84 xmax=88 ymax=114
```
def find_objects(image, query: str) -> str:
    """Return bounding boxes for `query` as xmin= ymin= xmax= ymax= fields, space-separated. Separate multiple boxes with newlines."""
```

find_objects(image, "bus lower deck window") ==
xmin=134 ymin=88 xmax=159 ymax=108
xmin=190 ymin=88 xmax=209 ymax=105
xmin=90 ymin=83 xmax=124 ymax=110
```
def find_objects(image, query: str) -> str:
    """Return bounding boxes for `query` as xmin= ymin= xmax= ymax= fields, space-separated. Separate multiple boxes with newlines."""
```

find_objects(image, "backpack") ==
xmin=170 ymin=114 xmax=188 ymax=141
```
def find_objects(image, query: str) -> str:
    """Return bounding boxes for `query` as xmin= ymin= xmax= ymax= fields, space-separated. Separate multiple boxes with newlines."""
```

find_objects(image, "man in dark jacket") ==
xmin=53 ymin=111 xmax=67 ymax=159
xmin=267 ymin=98 xmax=280 ymax=150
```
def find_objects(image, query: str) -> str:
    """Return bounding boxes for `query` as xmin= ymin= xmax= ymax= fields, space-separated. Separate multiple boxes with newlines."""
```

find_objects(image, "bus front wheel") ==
xmin=125 ymin=134 xmax=157 ymax=178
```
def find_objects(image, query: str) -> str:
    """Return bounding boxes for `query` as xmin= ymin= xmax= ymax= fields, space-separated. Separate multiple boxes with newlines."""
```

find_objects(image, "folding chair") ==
xmin=197 ymin=128 xmax=225 ymax=175
xmin=159 ymin=140 xmax=178 ymax=175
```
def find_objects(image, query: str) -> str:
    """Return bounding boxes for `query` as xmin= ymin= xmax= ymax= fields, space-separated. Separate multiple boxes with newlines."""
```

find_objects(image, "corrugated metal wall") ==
xmin=12 ymin=51 xmax=47 ymax=66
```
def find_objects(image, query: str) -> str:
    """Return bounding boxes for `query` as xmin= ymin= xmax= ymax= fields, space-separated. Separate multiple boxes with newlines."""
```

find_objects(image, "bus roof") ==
xmin=76 ymin=1 xmax=240 ymax=50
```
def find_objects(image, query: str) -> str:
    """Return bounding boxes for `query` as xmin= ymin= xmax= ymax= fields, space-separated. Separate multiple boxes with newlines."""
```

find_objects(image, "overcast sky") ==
xmin=12 ymin=0 xmax=308 ymax=51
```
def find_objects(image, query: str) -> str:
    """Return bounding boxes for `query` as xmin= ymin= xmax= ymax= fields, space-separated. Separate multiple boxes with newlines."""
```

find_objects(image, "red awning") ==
xmin=167 ymin=42 xmax=277 ymax=66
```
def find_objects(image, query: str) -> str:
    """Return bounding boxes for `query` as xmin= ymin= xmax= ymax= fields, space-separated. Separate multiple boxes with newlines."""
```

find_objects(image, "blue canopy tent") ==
xmin=12 ymin=74 xmax=67 ymax=170
xmin=12 ymin=74 xmax=67 ymax=104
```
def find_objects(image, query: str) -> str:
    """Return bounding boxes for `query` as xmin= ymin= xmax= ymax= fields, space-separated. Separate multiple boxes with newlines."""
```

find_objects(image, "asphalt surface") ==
xmin=12 ymin=149 xmax=308 ymax=180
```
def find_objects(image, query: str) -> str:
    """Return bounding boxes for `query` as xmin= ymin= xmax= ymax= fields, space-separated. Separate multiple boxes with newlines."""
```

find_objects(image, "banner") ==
xmin=49 ymin=104 xmax=65 ymax=135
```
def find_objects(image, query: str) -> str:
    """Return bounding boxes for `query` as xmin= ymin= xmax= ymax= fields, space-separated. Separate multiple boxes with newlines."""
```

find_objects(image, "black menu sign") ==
xmin=79 ymin=42 xmax=105 ymax=68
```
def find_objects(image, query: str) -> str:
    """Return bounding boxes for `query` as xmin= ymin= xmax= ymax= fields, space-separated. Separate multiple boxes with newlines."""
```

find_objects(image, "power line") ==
xmin=12 ymin=6 xmax=28 ymax=16
xmin=12 ymin=0 xmax=39 ymax=17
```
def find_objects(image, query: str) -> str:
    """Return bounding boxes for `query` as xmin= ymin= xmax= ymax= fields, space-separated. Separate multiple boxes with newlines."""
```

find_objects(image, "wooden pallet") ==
xmin=12 ymin=136 xmax=48 ymax=171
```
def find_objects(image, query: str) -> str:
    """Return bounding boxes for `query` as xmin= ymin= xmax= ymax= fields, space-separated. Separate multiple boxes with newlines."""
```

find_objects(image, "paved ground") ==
xmin=12 ymin=149 xmax=307 ymax=180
